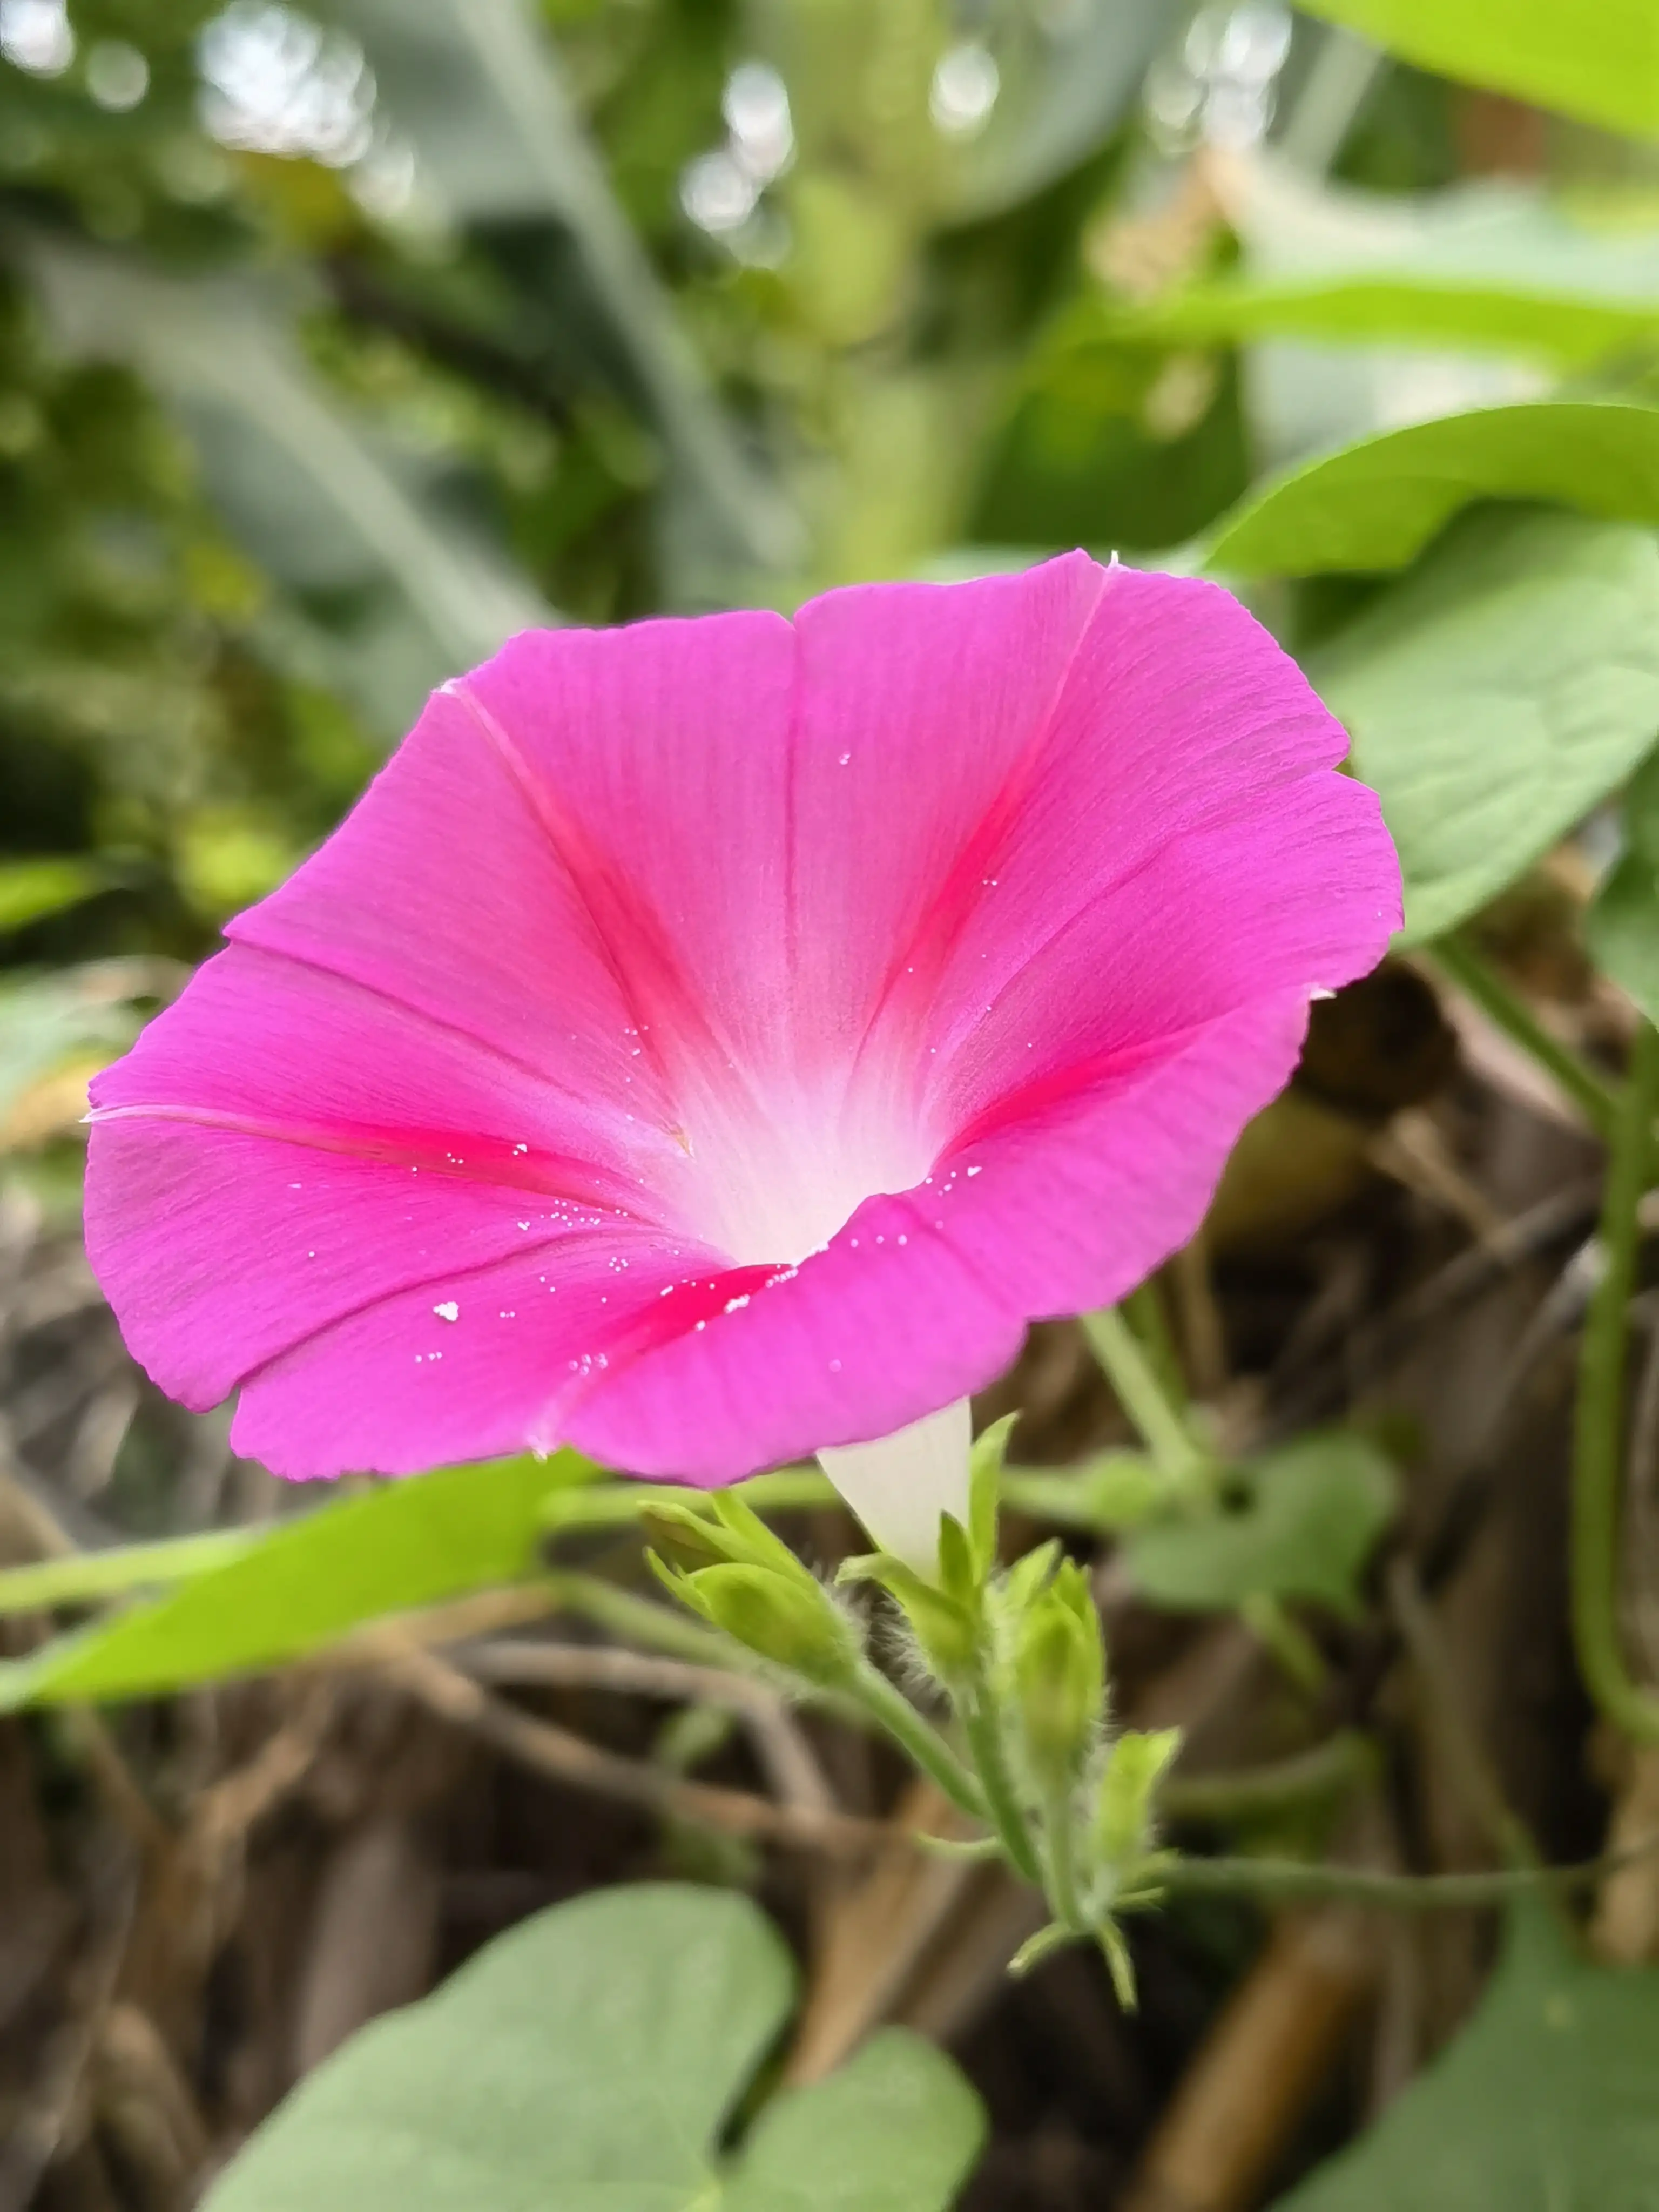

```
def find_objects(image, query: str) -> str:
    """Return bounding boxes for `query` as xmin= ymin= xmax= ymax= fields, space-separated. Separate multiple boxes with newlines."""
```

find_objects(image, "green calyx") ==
xmin=644 ymin=1494 xmax=861 ymax=1685
xmin=1010 ymin=1557 xmax=1106 ymax=1784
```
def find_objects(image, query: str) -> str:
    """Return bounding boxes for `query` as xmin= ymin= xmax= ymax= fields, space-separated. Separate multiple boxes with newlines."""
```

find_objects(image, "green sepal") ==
xmin=936 ymin=1515 xmax=979 ymax=1610
xmin=1096 ymin=1920 xmax=1139 ymax=2012
xmin=968 ymin=1414 xmax=1018 ymax=1579
xmin=1092 ymin=1727 xmax=1183 ymax=1871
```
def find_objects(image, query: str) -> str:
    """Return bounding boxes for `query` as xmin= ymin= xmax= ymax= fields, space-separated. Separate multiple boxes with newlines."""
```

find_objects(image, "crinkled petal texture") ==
xmin=85 ymin=554 xmax=1400 ymax=1482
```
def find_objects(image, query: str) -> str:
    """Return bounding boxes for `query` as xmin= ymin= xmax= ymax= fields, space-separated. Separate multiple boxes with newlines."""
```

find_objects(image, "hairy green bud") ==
xmin=1011 ymin=1560 xmax=1105 ymax=1780
xmin=657 ymin=1560 xmax=861 ymax=1684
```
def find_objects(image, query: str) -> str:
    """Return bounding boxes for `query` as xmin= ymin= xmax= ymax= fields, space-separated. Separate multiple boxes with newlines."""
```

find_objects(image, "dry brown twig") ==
xmin=368 ymin=1631 xmax=909 ymax=1859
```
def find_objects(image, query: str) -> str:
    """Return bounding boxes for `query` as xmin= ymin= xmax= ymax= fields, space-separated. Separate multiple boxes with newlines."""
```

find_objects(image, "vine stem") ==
xmin=1432 ymin=931 xmax=1619 ymax=1142
xmin=1157 ymin=1838 xmax=1659 ymax=1908
xmin=1082 ymin=1308 xmax=1210 ymax=1493
xmin=962 ymin=1693 xmax=1043 ymax=1884
xmin=1572 ymin=1019 xmax=1659 ymax=1745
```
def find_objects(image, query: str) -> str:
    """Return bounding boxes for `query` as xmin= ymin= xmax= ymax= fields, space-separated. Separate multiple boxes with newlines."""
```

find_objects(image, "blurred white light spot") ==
xmin=86 ymin=39 xmax=148 ymax=110
xmin=723 ymin=59 xmax=793 ymax=184
xmin=350 ymin=132 xmax=416 ymax=218
xmin=1152 ymin=0 xmax=1292 ymax=153
xmin=1 ymin=0 xmax=73 ymax=77
xmin=680 ymin=146 xmax=758 ymax=235
xmin=930 ymin=42 xmax=1000 ymax=138
xmin=198 ymin=1 xmax=374 ymax=167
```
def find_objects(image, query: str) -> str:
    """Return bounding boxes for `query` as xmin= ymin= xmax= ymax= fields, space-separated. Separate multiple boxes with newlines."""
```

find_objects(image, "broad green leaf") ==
xmin=0 ymin=1453 xmax=591 ymax=1710
xmin=1307 ymin=507 xmax=1659 ymax=943
xmin=1206 ymin=402 xmax=1659 ymax=578
xmin=0 ymin=858 xmax=104 ymax=935
xmin=725 ymin=2032 xmax=983 ymax=2212
xmin=1139 ymin=172 xmax=1659 ymax=376
xmin=1274 ymin=1910 xmax=1659 ymax=2209
xmin=202 ymin=1885 xmax=983 ymax=2212
xmin=1122 ymin=1434 xmax=1397 ymax=1616
xmin=1588 ymin=747 xmax=1659 ymax=1023
xmin=1114 ymin=277 xmax=1659 ymax=373
xmin=1293 ymin=0 xmax=1659 ymax=143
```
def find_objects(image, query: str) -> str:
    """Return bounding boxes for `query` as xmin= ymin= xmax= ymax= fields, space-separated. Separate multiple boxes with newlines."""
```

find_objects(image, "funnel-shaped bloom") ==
xmin=85 ymin=554 xmax=1399 ymax=1560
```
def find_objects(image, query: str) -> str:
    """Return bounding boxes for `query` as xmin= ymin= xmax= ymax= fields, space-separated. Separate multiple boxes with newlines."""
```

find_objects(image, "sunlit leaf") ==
xmin=1274 ymin=1910 xmax=1659 ymax=2208
xmin=1308 ymin=507 xmax=1659 ymax=943
xmin=0 ymin=1452 xmax=595 ymax=1710
xmin=1206 ymin=402 xmax=1659 ymax=578
xmin=1293 ymin=0 xmax=1659 ymax=143
xmin=201 ymin=1885 xmax=983 ymax=2211
xmin=1114 ymin=276 xmax=1659 ymax=372
xmin=0 ymin=858 xmax=104 ymax=935
xmin=1123 ymin=1433 xmax=1397 ymax=1615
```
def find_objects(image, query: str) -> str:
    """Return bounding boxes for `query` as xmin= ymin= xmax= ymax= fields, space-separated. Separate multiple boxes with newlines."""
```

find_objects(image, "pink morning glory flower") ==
xmin=84 ymin=554 xmax=1399 ymax=1564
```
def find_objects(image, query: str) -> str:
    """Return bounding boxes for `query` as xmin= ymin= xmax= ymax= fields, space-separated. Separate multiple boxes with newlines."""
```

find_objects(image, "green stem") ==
xmin=1155 ymin=1843 xmax=1657 ymax=1909
xmin=963 ymin=1691 xmax=1043 ymax=1884
xmin=1238 ymin=1593 xmax=1328 ymax=1696
xmin=849 ymin=1661 xmax=985 ymax=1824
xmin=1572 ymin=1019 xmax=1659 ymax=1744
xmin=1433 ymin=932 xmax=1618 ymax=1143
xmin=1122 ymin=1278 xmax=1186 ymax=1410
xmin=1042 ymin=1787 xmax=1087 ymax=1927
xmin=1082 ymin=1308 xmax=1210 ymax=1492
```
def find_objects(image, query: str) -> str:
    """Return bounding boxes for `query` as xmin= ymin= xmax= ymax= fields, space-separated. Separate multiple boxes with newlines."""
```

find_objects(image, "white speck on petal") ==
xmin=433 ymin=1301 xmax=460 ymax=1323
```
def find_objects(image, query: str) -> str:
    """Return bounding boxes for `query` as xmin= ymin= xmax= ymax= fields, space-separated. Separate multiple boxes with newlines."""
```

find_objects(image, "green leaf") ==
xmin=0 ymin=858 xmax=104 ymax=935
xmin=1273 ymin=1909 xmax=1659 ymax=2209
xmin=1114 ymin=275 xmax=1659 ymax=374
xmin=724 ymin=2031 xmax=984 ymax=2212
xmin=1206 ymin=402 xmax=1659 ymax=579
xmin=1292 ymin=0 xmax=1659 ymax=143
xmin=1587 ymin=747 xmax=1659 ymax=1024
xmin=1122 ymin=1433 xmax=1398 ymax=1616
xmin=201 ymin=1885 xmax=983 ymax=2212
xmin=0 ymin=1453 xmax=591 ymax=1710
xmin=1307 ymin=506 xmax=1659 ymax=943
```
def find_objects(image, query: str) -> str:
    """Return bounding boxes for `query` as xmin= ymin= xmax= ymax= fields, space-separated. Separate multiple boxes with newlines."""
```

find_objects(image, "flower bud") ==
xmin=660 ymin=1561 xmax=862 ymax=1685
xmin=1012 ymin=1560 xmax=1105 ymax=1781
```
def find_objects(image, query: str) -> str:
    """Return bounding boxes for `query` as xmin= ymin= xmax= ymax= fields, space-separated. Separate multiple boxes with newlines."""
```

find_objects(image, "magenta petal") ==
xmin=85 ymin=554 xmax=1401 ymax=1486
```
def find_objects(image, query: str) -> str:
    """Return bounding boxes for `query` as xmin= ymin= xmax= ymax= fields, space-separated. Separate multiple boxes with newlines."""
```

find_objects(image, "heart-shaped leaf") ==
xmin=202 ymin=1884 xmax=983 ymax=2212
xmin=1206 ymin=402 xmax=1659 ymax=579
xmin=1274 ymin=1909 xmax=1659 ymax=2209
xmin=1123 ymin=1433 xmax=1397 ymax=1616
xmin=1309 ymin=506 xmax=1659 ymax=943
